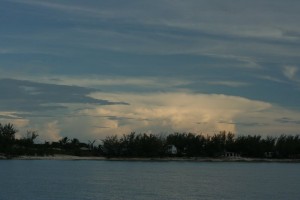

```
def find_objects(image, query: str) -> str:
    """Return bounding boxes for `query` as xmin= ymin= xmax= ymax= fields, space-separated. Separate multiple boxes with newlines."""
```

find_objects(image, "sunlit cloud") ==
xmin=71 ymin=91 xmax=300 ymax=138
xmin=0 ymin=112 xmax=22 ymax=119
xmin=1 ymin=76 xmax=300 ymax=141
xmin=82 ymin=92 xmax=271 ymax=136
xmin=0 ymin=116 xmax=30 ymax=139
xmin=41 ymin=121 xmax=62 ymax=142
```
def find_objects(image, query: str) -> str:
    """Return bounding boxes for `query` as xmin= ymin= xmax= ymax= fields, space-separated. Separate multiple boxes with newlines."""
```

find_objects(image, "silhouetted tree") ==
xmin=0 ymin=123 xmax=17 ymax=155
xmin=1 ymin=122 xmax=300 ymax=159
xmin=0 ymin=123 xmax=17 ymax=140
xmin=102 ymin=135 xmax=121 ymax=157
xmin=119 ymin=132 xmax=137 ymax=156
xmin=59 ymin=137 xmax=70 ymax=149
xmin=234 ymin=135 xmax=263 ymax=157
xmin=276 ymin=135 xmax=300 ymax=158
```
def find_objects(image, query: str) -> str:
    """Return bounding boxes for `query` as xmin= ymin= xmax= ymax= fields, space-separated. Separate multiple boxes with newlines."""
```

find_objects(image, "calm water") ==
xmin=0 ymin=160 xmax=299 ymax=200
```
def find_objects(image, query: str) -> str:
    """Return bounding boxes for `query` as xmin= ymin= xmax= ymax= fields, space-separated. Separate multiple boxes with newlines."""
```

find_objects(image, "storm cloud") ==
xmin=0 ymin=78 xmax=128 ymax=113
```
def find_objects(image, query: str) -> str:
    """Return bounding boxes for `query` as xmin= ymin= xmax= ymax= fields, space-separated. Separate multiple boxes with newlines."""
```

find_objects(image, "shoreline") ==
xmin=1 ymin=155 xmax=300 ymax=162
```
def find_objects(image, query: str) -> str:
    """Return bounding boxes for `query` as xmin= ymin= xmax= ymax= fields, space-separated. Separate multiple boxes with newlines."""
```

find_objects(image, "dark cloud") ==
xmin=106 ymin=116 xmax=135 ymax=121
xmin=275 ymin=117 xmax=300 ymax=125
xmin=196 ymin=122 xmax=207 ymax=125
xmin=92 ymin=126 xmax=111 ymax=129
xmin=218 ymin=120 xmax=268 ymax=127
xmin=0 ymin=78 xmax=128 ymax=113
xmin=283 ymin=30 xmax=300 ymax=39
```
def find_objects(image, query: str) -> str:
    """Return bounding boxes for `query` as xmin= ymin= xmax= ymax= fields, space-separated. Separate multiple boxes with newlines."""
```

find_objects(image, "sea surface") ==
xmin=0 ymin=160 xmax=299 ymax=200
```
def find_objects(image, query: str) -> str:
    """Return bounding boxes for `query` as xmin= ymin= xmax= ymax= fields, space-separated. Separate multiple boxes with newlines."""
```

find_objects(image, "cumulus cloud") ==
xmin=77 ymin=92 xmax=276 ymax=137
xmin=0 ymin=115 xmax=30 ymax=139
xmin=40 ymin=121 xmax=62 ymax=142
xmin=60 ymin=91 xmax=300 ymax=138
xmin=2 ymin=90 xmax=300 ymax=141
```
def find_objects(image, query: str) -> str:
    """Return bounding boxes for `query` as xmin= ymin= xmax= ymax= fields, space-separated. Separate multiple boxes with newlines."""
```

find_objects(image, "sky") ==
xmin=1 ymin=0 xmax=300 ymax=142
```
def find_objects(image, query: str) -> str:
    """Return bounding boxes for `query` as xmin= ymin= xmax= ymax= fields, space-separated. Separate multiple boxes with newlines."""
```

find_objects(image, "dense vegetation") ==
xmin=1 ymin=123 xmax=300 ymax=159
xmin=101 ymin=132 xmax=300 ymax=158
xmin=0 ymin=123 xmax=99 ymax=158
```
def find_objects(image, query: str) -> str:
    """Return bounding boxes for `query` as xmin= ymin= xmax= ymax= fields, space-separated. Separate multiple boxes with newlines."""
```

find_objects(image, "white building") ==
xmin=167 ymin=145 xmax=177 ymax=155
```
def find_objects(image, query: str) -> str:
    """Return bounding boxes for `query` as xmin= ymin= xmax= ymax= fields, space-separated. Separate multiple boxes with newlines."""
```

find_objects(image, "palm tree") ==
xmin=59 ymin=137 xmax=70 ymax=148
xmin=0 ymin=123 xmax=17 ymax=140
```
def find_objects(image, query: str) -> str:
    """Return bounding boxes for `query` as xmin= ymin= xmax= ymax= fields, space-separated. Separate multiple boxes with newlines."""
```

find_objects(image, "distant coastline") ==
xmin=2 ymin=154 xmax=300 ymax=163
xmin=2 ymin=123 xmax=300 ymax=161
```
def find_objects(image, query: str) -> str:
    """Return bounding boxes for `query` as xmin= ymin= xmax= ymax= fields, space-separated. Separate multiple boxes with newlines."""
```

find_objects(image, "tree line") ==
xmin=101 ymin=132 xmax=300 ymax=158
xmin=0 ymin=123 xmax=99 ymax=158
xmin=1 ymin=123 xmax=300 ymax=159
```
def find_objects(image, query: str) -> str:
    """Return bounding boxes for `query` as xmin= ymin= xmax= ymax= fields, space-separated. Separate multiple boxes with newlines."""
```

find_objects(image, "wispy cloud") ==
xmin=42 ymin=75 xmax=191 ymax=89
xmin=275 ymin=117 xmax=300 ymax=125
xmin=0 ymin=48 xmax=15 ymax=54
xmin=8 ymin=0 xmax=113 ymax=18
xmin=283 ymin=66 xmax=299 ymax=81
xmin=218 ymin=120 xmax=268 ymax=127
xmin=4 ymin=0 xmax=300 ymax=60
xmin=0 ymin=112 xmax=22 ymax=119
xmin=206 ymin=81 xmax=250 ymax=88
xmin=256 ymin=75 xmax=286 ymax=83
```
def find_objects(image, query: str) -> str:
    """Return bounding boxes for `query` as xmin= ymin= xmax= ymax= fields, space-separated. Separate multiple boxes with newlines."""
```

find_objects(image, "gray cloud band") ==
xmin=0 ymin=78 xmax=128 ymax=114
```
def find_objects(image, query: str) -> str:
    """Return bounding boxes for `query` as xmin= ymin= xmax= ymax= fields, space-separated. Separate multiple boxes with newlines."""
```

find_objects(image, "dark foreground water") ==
xmin=0 ymin=160 xmax=299 ymax=200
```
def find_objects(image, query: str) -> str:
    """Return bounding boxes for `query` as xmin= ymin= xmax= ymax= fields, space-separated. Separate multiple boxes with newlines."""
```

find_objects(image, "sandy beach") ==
xmin=1 ymin=155 xmax=299 ymax=162
xmin=10 ymin=155 xmax=107 ymax=161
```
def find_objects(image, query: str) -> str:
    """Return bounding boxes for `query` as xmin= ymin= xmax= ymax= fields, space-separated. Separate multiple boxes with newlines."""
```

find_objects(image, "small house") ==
xmin=264 ymin=152 xmax=275 ymax=158
xmin=224 ymin=151 xmax=240 ymax=158
xmin=167 ymin=145 xmax=177 ymax=155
